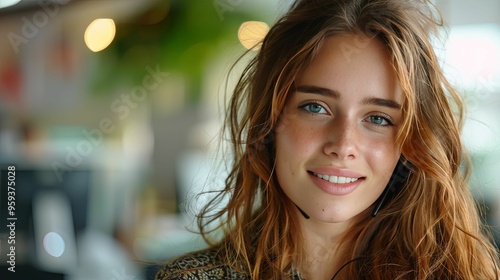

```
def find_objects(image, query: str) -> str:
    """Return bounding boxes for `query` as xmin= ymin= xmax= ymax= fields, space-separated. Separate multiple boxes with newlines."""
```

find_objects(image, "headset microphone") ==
xmin=295 ymin=204 xmax=310 ymax=219
xmin=371 ymin=157 xmax=411 ymax=217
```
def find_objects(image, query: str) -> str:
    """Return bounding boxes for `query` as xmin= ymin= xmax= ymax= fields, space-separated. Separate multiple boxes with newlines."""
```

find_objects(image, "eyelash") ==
xmin=299 ymin=101 xmax=328 ymax=115
xmin=299 ymin=102 xmax=394 ymax=126
xmin=366 ymin=114 xmax=394 ymax=126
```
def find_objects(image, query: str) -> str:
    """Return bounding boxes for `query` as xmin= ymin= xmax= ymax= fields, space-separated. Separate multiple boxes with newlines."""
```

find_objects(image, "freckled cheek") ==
xmin=283 ymin=124 xmax=319 ymax=155
xmin=361 ymin=139 xmax=400 ymax=178
xmin=275 ymin=121 xmax=319 ymax=176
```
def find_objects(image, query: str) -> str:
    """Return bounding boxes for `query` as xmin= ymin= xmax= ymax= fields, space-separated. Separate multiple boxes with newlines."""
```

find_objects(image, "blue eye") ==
xmin=367 ymin=115 xmax=393 ymax=126
xmin=301 ymin=103 xmax=327 ymax=114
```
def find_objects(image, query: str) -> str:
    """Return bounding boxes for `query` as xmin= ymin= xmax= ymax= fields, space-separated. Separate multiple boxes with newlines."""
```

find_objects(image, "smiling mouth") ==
xmin=312 ymin=172 xmax=361 ymax=184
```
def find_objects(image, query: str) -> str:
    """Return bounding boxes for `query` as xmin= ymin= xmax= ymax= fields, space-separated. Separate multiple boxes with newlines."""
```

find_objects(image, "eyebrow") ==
xmin=296 ymin=85 xmax=401 ymax=110
xmin=296 ymin=85 xmax=340 ymax=98
xmin=361 ymin=97 xmax=401 ymax=110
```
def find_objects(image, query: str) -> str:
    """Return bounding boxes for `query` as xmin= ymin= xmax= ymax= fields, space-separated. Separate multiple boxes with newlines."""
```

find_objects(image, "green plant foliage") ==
xmin=90 ymin=0 xmax=261 ymax=103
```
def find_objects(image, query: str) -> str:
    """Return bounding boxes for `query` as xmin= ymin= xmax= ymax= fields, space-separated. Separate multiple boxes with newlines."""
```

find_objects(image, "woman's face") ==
xmin=275 ymin=34 xmax=403 ymax=224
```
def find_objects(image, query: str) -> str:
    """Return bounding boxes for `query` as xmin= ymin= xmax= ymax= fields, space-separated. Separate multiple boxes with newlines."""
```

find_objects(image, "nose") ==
xmin=323 ymin=117 xmax=358 ymax=160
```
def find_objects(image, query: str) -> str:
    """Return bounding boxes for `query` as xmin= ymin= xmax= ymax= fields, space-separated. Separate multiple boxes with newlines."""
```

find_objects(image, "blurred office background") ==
xmin=0 ymin=0 xmax=498 ymax=279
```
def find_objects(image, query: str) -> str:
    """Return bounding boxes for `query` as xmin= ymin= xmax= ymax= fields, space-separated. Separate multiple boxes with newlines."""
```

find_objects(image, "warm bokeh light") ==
xmin=238 ymin=21 xmax=269 ymax=50
xmin=84 ymin=18 xmax=116 ymax=52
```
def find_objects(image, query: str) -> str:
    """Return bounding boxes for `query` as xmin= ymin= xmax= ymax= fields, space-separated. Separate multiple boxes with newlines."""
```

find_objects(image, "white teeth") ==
xmin=314 ymin=173 xmax=359 ymax=184
xmin=329 ymin=176 xmax=338 ymax=183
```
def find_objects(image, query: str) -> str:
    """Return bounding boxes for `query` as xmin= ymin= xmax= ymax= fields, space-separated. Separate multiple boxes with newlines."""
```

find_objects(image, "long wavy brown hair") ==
xmin=197 ymin=0 xmax=500 ymax=278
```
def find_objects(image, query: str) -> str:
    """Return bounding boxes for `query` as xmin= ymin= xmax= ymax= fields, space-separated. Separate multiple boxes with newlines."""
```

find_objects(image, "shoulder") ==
xmin=155 ymin=248 xmax=249 ymax=280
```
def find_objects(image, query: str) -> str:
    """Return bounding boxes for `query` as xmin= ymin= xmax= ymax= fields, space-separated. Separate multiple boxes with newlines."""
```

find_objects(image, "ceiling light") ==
xmin=238 ymin=21 xmax=269 ymax=50
xmin=84 ymin=18 xmax=116 ymax=52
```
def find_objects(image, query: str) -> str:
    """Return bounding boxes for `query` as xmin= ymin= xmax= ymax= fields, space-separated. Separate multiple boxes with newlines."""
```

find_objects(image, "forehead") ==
xmin=295 ymin=33 xmax=403 ymax=103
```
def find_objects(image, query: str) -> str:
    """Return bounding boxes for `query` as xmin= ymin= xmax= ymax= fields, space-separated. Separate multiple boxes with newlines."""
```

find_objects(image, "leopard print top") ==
xmin=155 ymin=248 xmax=303 ymax=280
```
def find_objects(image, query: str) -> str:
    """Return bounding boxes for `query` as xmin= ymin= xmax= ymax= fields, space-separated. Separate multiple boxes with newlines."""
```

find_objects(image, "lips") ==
xmin=308 ymin=169 xmax=365 ymax=196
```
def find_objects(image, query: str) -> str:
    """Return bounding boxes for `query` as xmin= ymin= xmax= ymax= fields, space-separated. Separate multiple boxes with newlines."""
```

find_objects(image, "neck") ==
xmin=296 ymin=215 xmax=353 ymax=280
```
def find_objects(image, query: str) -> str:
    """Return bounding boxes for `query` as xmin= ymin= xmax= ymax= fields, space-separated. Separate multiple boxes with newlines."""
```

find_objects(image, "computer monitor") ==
xmin=0 ymin=166 xmax=91 ymax=275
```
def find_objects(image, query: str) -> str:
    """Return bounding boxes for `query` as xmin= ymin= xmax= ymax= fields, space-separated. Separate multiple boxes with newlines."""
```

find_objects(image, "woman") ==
xmin=156 ymin=0 xmax=500 ymax=279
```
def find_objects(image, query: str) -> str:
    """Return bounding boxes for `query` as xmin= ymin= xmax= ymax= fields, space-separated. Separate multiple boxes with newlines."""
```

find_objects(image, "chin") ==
xmin=313 ymin=208 xmax=370 ymax=224
xmin=314 ymin=212 xmax=353 ymax=223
